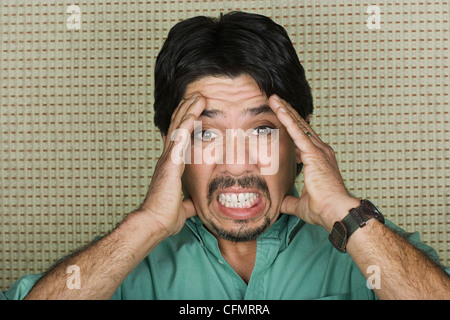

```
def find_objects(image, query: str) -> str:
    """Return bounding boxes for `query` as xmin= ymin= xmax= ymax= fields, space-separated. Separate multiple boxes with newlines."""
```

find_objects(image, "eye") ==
xmin=250 ymin=126 xmax=274 ymax=136
xmin=194 ymin=129 xmax=218 ymax=142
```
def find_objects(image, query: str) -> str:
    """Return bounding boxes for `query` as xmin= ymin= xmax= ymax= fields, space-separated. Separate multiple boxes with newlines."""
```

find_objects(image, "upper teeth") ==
xmin=218 ymin=192 xmax=259 ymax=208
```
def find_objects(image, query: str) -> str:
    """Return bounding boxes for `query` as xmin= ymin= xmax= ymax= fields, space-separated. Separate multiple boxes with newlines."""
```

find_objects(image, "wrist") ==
xmin=328 ymin=199 xmax=385 ymax=253
xmin=321 ymin=197 xmax=361 ymax=233
xmin=120 ymin=210 xmax=171 ymax=255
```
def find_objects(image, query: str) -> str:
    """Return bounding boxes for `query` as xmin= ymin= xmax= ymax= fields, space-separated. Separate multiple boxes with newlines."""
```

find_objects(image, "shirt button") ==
xmin=218 ymin=259 xmax=224 ymax=265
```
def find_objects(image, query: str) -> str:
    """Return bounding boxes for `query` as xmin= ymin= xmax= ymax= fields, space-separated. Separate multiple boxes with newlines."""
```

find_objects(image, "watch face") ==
xmin=361 ymin=200 xmax=385 ymax=224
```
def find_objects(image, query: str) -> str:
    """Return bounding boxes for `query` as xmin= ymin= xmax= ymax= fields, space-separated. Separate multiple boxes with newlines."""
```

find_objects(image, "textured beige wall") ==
xmin=0 ymin=0 xmax=448 ymax=290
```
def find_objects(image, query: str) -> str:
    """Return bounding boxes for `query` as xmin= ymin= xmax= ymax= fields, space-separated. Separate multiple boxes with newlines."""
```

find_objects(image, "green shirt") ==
xmin=2 ymin=213 xmax=447 ymax=300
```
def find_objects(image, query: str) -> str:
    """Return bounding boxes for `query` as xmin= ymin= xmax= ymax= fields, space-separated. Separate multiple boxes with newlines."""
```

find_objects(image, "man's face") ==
xmin=179 ymin=74 xmax=299 ymax=242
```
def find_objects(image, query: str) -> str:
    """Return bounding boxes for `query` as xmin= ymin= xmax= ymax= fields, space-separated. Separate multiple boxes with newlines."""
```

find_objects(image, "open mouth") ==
xmin=215 ymin=190 xmax=265 ymax=220
xmin=217 ymin=192 xmax=260 ymax=208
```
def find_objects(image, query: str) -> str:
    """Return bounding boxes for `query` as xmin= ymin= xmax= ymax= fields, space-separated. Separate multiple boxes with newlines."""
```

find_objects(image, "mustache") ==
xmin=207 ymin=175 xmax=270 ymax=204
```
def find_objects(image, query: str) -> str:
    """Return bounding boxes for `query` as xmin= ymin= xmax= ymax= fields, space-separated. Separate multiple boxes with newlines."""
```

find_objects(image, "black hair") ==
xmin=153 ymin=11 xmax=313 ymax=176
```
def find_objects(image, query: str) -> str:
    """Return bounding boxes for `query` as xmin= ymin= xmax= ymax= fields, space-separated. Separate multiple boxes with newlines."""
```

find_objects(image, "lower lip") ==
xmin=215 ymin=195 xmax=265 ymax=220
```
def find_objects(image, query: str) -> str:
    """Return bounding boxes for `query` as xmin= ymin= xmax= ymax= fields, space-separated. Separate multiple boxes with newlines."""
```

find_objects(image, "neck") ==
xmin=217 ymin=237 xmax=257 ymax=284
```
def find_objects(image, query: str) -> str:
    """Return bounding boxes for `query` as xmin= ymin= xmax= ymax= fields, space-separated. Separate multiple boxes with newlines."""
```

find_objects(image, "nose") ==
xmin=218 ymin=129 xmax=259 ymax=177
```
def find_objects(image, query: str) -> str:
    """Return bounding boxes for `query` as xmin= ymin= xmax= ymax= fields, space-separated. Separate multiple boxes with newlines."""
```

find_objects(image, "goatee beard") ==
xmin=205 ymin=174 xmax=272 ymax=242
xmin=209 ymin=215 xmax=272 ymax=243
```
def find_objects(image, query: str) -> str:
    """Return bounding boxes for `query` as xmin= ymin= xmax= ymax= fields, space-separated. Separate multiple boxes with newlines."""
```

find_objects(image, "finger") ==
xmin=269 ymin=95 xmax=316 ymax=153
xmin=177 ymin=96 xmax=206 ymax=133
xmin=166 ymin=93 xmax=202 ymax=142
xmin=269 ymin=95 xmax=310 ymax=136
xmin=165 ymin=113 xmax=205 ymax=166
xmin=297 ymin=116 xmax=321 ymax=141
xmin=269 ymin=95 xmax=330 ymax=156
xmin=277 ymin=101 xmax=339 ymax=169
xmin=164 ymin=96 xmax=206 ymax=153
xmin=270 ymin=95 xmax=321 ymax=141
xmin=170 ymin=92 xmax=201 ymax=124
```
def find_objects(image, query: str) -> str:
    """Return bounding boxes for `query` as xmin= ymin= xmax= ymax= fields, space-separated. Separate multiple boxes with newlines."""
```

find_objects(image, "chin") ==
xmin=207 ymin=215 xmax=273 ymax=242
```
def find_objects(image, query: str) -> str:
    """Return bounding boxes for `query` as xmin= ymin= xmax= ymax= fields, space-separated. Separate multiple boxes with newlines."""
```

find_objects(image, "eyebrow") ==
xmin=243 ymin=104 xmax=275 ymax=117
xmin=199 ymin=109 xmax=225 ymax=118
xmin=199 ymin=104 xmax=275 ymax=119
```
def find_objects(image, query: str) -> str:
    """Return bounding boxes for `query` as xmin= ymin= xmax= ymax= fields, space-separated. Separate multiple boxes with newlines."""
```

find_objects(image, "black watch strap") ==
xmin=329 ymin=200 xmax=384 ymax=253
xmin=328 ymin=221 xmax=348 ymax=253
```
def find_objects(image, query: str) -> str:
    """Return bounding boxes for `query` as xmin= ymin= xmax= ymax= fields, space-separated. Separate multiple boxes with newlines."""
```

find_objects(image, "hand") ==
xmin=269 ymin=95 xmax=360 ymax=232
xmin=139 ymin=93 xmax=206 ymax=236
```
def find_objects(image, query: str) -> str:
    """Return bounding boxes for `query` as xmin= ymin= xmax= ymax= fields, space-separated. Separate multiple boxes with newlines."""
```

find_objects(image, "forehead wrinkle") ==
xmin=185 ymin=79 xmax=265 ymax=104
xmin=185 ymin=75 xmax=269 ymax=119
xmin=201 ymin=92 xmax=265 ymax=104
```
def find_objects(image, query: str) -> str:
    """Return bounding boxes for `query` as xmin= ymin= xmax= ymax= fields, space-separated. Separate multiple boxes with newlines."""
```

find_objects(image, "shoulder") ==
xmin=1 ymin=273 xmax=43 ymax=300
xmin=112 ymin=223 xmax=203 ymax=299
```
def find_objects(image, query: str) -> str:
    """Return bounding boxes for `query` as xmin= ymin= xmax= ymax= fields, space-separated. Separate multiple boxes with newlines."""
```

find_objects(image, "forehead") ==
xmin=184 ymin=74 xmax=267 ymax=108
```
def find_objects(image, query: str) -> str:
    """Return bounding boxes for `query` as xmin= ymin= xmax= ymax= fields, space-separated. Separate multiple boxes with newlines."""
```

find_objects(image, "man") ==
xmin=3 ymin=11 xmax=449 ymax=300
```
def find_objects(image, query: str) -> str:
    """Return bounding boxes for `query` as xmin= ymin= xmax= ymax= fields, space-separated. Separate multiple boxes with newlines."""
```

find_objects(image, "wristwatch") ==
xmin=328 ymin=199 xmax=385 ymax=253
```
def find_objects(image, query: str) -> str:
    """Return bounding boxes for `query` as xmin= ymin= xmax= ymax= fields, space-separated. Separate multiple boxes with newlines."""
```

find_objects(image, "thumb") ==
xmin=281 ymin=195 xmax=300 ymax=215
xmin=182 ymin=197 xmax=196 ymax=219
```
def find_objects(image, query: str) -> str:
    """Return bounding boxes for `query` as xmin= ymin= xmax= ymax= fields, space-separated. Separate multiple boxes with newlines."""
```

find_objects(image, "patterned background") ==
xmin=0 ymin=0 xmax=448 ymax=290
